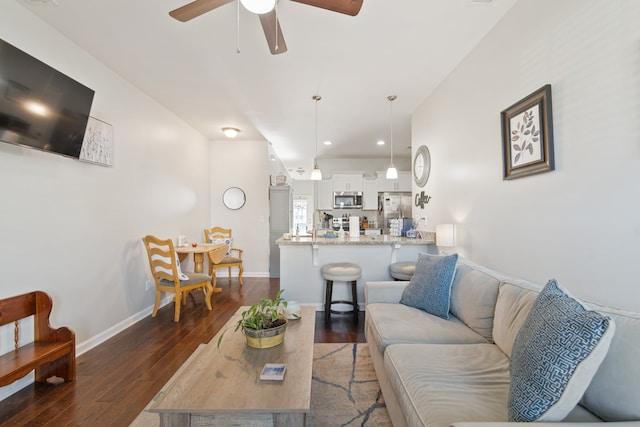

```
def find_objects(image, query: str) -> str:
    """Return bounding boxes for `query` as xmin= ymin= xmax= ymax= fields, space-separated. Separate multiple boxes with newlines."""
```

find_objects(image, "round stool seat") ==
xmin=321 ymin=263 xmax=361 ymax=282
xmin=322 ymin=262 xmax=361 ymax=324
xmin=390 ymin=262 xmax=416 ymax=281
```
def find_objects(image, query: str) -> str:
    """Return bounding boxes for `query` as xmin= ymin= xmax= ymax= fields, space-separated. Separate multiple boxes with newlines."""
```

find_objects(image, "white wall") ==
xmin=412 ymin=0 xmax=640 ymax=311
xmin=210 ymin=140 xmax=270 ymax=277
xmin=0 ymin=2 xmax=212 ymax=398
xmin=291 ymin=180 xmax=315 ymax=196
xmin=313 ymin=157 xmax=411 ymax=178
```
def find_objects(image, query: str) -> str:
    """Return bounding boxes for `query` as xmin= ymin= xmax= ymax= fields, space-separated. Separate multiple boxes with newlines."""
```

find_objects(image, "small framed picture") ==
xmin=79 ymin=116 xmax=114 ymax=167
xmin=500 ymin=85 xmax=554 ymax=180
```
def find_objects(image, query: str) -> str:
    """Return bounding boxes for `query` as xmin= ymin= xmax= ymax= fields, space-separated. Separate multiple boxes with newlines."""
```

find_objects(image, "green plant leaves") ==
xmin=217 ymin=289 xmax=289 ymax=348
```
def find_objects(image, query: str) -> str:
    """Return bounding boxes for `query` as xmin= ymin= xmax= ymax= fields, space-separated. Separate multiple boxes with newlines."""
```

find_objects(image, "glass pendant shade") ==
xmin=386 ymin=166 xmax=398 ymax=179
xmin=310 ymin=163 xmax=322 ymax=181
xmin=240 ymin=0 xmax=276 ymax=14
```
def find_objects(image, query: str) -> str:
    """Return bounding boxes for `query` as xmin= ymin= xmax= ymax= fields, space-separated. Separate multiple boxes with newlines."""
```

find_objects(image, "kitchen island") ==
xmin=277 ymin=233 xmax=436 ymax=310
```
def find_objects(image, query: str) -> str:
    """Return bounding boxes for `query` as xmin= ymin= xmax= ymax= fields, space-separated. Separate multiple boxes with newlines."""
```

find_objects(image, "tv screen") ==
xmin=0 ymin=39 xmax=95 ymax=159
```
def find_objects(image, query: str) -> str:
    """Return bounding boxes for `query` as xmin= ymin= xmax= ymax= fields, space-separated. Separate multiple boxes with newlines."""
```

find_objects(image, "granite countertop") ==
xmin=276 ymin=232 xmax=435 ymax=246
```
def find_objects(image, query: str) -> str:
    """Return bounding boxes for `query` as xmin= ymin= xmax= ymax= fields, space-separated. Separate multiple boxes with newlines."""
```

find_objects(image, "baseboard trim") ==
xmin=215 ymin=272 xmax=269 ymax=278
xmin=76 ymin=295 xmax=173 ymax=356
xmin=79 ymin=272 xmax=269 ymax=355
xmin=2 ymin=274 xmax=270 ymax=401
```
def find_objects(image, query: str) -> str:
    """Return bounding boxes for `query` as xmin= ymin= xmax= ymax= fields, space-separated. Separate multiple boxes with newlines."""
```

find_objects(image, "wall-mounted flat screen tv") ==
xmin=0 ymin=39 xmax=95 ymax=159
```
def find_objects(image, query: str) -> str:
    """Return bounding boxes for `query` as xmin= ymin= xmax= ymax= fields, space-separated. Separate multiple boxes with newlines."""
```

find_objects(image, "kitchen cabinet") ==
xmin=316 ymin=179 xmax=334 ymax=210
xmin=376 ymin=171 xmax=411 ymax=192
xmin=396 ymin=172 xmax=411 ymax=191
xmin=332 ymin=173 xmax=363 ymax=192
xmin=362 ymin=178 xmax=379 ymax=210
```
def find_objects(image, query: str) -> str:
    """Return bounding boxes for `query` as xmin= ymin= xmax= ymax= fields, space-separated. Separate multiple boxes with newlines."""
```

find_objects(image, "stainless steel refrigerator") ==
xmin=377 ymin=192 xmax=412 ymax=234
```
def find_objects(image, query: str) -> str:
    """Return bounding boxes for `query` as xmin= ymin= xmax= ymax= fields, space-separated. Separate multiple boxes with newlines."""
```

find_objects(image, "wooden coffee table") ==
xmin=148 ymin=306 xmax=316 ymax=426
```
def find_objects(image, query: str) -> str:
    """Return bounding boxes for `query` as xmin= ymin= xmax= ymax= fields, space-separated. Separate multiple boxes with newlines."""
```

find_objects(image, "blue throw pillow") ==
xmin=399 ymin=252 xmax=458 ymax=319
xmin=508 ymin=280 xmax=615 ymax=422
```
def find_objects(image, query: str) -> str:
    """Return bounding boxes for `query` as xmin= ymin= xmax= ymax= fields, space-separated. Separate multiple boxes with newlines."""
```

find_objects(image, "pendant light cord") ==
xmin=313 ymin=95 xmax=321 ymax=163
xmin=275 ymin=1 xmax=279 ymax=51
xmin=236 ymin=0 xmax=241 ymax=53
xmin=310 ymin=95 xmax=322 ymax=180
xmin=388 ymin=95 xmax=396 ymax=165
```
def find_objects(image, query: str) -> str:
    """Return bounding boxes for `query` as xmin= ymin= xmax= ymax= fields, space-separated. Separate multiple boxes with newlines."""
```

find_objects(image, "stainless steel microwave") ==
xmin=333 ymin=191 xmax=363 ymax=209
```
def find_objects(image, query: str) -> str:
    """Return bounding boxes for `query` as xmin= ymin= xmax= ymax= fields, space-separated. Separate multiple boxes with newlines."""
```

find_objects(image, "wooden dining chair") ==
xmin=203 ymin=227 xmax=244 ymax=288
xmin=142 ymin=235 xmax=214 ymax=322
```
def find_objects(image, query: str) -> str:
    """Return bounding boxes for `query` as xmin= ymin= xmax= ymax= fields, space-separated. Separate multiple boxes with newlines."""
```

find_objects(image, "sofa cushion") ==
xmin=384 ymin=343 xmax=511 ymax=427
xmin=366 ymin=303 xmax=487 ymax=357
xmin=492 ymin=280 xmax=539 ymax=357
xmin=449 ymin=260 xmax=500 ymax=342
xmin=400 ymin=253 xmax=458 ymax=319
xmin=579 ymin=302 xmax=640 ymax=421
xmin=508 ymin=280 xmax=615 ymax=422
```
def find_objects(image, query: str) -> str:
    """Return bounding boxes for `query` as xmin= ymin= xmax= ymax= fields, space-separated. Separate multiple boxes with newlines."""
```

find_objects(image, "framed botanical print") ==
xmin=500 ymin=85 xmax=554 ymax=180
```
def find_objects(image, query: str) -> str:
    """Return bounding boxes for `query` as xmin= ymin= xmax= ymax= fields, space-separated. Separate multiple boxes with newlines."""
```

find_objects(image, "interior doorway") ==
xmin=293 ymin=195 xmax=312 ymax=234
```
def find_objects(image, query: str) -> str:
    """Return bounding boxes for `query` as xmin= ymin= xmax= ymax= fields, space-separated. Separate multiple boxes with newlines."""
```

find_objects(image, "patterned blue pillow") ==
xmin=508 ymin=280 xmax=615 ymax=422
xmin=399 ymin=252 xmax=458 ymax=319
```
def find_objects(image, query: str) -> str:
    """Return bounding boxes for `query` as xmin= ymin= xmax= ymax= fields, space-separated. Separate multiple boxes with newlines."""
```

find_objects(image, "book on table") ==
xmin=260 ymin=363 xmax=287 ymax=380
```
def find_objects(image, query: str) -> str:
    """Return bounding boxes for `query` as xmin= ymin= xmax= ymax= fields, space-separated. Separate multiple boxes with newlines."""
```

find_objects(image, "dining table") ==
xmin=175 ymin=244 xmax=227 ymax=292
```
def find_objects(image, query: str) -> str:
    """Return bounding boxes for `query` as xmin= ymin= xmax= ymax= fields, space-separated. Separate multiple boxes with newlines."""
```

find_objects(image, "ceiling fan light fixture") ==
xmin=240 ymin=0 xmax=276 ymax=14
xmin=222 ymin=127 xmax=240 ymax=138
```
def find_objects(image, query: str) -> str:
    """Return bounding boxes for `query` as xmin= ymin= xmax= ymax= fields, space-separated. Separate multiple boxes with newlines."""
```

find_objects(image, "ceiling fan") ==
xmin=169 ymin=0 xmax=363 ymax=55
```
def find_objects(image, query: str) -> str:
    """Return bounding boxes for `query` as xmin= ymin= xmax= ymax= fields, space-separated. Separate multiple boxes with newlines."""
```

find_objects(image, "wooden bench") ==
xmin=0 ymin=291 xmax=76 ymax=387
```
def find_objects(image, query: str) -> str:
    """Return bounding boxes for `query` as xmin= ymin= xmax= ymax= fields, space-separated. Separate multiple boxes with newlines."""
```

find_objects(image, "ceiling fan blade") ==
xmin=259 ymin=11 xmax=288 ymax=55
xmin=169 ymin=0 xmax=233 ymax=22
xmin=290 ymin=0 xmax=363 ymax=16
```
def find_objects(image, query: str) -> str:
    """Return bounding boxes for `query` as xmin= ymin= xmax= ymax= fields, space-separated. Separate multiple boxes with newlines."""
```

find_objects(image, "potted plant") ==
xmin=218 ymin=289 xmax=292 ymax=349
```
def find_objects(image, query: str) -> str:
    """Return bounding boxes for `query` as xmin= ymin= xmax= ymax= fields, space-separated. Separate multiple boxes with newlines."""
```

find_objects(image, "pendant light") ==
xmin=310 ymin=95 xmax=323 ymax=181
xmin=240 ymin=0 xmax=276 ymax=14
xmin=386 ymin=95 xmax=398 ymax=179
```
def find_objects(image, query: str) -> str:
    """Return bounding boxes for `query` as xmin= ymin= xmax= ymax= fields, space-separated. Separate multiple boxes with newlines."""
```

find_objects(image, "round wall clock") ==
xmin=413 ymin=145 xmax=431 ymax=187
xmin=222 ymin=187 xmax=246 ymax=210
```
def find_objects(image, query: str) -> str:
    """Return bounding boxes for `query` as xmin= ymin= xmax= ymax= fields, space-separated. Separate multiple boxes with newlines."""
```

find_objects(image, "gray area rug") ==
xmin=309 ymin=343 xmax=391 ymax=426
xmin=131 ymin=343 xmax=391 ymax=426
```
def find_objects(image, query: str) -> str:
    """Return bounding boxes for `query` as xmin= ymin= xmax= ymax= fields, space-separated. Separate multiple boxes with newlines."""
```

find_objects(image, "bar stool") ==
xmin=321 ymin=262 xmax=361 ymax=324
xmin=390 ymin=262 xmax=416 ymax=281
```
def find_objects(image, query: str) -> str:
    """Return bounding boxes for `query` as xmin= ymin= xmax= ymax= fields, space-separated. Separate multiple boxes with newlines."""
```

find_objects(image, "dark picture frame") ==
xmin=501 ymin=84 xmax=554 ymax=180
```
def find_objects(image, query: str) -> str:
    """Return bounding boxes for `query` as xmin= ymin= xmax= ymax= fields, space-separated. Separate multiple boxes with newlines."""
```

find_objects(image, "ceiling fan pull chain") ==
xmin=236 ymin=0 xmax=241 ymax=53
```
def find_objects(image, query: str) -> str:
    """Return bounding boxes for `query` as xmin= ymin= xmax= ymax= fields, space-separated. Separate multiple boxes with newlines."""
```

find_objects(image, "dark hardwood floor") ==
xmin=0 ymin=278 xmax=365 ymax=426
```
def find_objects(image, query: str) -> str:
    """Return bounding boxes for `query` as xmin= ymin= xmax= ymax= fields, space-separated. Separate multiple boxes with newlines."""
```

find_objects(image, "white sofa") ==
xmin=364 ymin=258 xmax=640 ymax=427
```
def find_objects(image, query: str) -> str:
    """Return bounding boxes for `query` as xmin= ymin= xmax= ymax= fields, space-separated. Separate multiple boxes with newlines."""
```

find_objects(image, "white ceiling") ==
xmin=18 ymin=0 xmax=518 ymax=178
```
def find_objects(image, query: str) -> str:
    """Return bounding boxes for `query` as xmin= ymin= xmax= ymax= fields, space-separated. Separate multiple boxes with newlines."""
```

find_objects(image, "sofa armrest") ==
xmin=451 ymin=423 xmax=640 ymax=427
xmin=364 ymin=281 xmax=409 ymax=304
